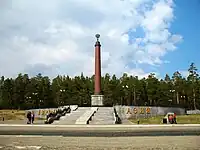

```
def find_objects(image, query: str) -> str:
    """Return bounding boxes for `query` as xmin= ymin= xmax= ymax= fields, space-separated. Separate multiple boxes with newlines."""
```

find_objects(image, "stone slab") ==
xmin=91 ymin=95 xmax=104 ymax=106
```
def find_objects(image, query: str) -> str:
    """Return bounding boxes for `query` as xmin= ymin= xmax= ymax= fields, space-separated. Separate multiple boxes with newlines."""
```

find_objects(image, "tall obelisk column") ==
xmin=95 ymin=34 xmax=101 ymax=94
xmin=91 ymin=34 xmax=104 ymax=106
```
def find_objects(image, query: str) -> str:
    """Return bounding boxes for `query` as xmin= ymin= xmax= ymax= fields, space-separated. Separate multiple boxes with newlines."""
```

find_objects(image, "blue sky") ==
xmin=0 ymin=0 xmax=199 ymax=79
xmin=159 ymin=0 xmax=200 ymax=77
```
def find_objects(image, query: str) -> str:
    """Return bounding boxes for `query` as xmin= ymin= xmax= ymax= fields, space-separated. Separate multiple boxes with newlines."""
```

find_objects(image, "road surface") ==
xmin=0 ymin=135 xmax=199 ymax=150
xmin=0 ymin=124 xmax=199 ymax=149
xmin=0 ymin=124 xmax=200 ymax=136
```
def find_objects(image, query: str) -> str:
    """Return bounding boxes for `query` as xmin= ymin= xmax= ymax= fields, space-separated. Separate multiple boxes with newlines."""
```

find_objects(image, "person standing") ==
xmin=168 ymin=115 xmax=173 ymax=124
xmin=31 ymin=111 xmax=35 ymax=124
xmin=27 ymin=111 xmax=31 ymax=124
xmin=174 ymin=113 xmax=177 ymax=124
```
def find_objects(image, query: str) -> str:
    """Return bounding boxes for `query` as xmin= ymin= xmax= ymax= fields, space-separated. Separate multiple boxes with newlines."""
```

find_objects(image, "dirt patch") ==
xmin=0 ymin=110 xmax=25 ymax=121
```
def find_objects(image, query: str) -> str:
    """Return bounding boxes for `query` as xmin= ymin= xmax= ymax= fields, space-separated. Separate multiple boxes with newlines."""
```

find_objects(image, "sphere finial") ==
xmin=95 ymin=34 xmax=100 ymax=41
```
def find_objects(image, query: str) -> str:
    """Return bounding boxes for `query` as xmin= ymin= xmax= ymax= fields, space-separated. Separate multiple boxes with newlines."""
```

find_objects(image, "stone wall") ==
xmin=25 ymin=108 xmax=58 ymax=119
xmin=115 ymin=105 xmax=186 ymax=120
xmin=25 ymin=105 xmax=78 ymax=119
xmin=187 ymin=109 xmax=200 ymax=114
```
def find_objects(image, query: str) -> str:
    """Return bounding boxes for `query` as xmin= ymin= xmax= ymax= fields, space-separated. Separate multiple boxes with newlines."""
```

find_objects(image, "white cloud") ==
xmin=180 ymin=70 xmax=200 ymax=78
xmin=180 ymin=71 xmax=189 ymax=78
xmin=0 ymin=0 xmax=182 ymax=78
xmin=142 ymin=0 xmax=174 ymax=32
xmin=126 ymin=68 xmax=160 ymax=79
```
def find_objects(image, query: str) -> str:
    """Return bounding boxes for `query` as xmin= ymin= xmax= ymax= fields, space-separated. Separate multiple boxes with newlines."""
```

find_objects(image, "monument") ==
xmin=91 ymin=34 xmax=104 ymax=106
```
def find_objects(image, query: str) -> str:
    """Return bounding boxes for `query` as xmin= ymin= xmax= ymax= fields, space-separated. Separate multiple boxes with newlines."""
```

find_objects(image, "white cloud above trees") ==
xmin=0 ymin=0 xmax=182 ymax=78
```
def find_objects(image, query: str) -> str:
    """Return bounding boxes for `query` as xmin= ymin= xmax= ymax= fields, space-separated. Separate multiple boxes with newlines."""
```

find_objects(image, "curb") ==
xmin=0 ymin=124 xmax=200 ymax=128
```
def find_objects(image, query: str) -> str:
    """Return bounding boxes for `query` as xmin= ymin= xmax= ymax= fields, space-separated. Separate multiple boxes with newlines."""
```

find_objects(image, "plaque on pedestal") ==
xmin=91 ymin=95 xmax=104 ymax=106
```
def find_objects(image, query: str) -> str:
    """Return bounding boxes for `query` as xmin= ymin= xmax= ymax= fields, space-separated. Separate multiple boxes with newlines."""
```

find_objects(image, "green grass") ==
xmin=129 ymin=114 xmax=200 ymax=124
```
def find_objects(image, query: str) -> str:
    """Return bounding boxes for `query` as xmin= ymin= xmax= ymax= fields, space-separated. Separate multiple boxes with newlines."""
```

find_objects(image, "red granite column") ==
xmin=94 ymin=34 xmax=101 ymax=95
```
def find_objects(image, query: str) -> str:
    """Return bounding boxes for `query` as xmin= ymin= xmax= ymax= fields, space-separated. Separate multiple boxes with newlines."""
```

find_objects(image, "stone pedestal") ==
xmin=91 ymin=95 xmax=104 ymax=106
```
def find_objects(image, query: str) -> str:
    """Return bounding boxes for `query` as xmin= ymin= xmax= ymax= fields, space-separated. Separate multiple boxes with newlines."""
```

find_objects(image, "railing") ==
xmin=113 ymin=107 xmax=122 ymax=124
xmin=75 ymin=107 xmax=98 ymax=124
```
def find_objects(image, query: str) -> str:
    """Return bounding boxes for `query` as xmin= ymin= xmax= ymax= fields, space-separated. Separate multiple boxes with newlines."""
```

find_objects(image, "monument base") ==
xmin=91 ymin=95 xmax=104 ymax=106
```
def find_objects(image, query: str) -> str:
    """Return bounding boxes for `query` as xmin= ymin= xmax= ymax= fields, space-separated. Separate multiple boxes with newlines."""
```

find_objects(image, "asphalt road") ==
xmin=0 ymin=124 xmax=200 ymax=136
xmin=0 ymin=135 xmax=199 ymax=150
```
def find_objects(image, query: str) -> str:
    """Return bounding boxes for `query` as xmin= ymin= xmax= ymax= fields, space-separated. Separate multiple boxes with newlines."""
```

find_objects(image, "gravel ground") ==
xmin=0 ymin=136 xmax=199 ymax=150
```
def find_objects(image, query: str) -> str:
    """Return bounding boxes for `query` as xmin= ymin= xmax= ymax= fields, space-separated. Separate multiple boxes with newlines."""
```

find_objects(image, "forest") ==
xmin=0 ymin=63 xmax=199 ymax=110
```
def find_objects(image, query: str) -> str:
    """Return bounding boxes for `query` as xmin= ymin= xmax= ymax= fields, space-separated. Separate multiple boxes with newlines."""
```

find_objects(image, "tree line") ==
xmin=0 ymin=63 xmax=199 ymax=110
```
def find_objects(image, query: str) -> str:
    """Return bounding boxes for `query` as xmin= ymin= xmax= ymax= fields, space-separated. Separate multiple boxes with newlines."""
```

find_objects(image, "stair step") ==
xmin=53 ymin=107 xmax=90 ymax=125
xmin=90 ymin=107 xmax=115 ymax=125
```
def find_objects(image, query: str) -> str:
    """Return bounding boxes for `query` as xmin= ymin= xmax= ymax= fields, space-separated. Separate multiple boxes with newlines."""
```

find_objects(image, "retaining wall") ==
xmin=187 ymin=109 xmax=200 ymax=114
xmin=115 ymin=105 xmax=186 ymax=120
xmin=25 ymin=108 xmax=58 ymax=119
xmin=25 ymin=105 xmax=78 ymax=118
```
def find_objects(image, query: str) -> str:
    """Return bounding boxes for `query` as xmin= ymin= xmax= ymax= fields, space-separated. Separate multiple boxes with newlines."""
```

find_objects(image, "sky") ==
xmin=0 ymin=0 xmax=199 ymax=79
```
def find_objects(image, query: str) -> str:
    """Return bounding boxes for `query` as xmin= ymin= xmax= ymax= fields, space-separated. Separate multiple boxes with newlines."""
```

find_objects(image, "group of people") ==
xmin=44 ymin=106 xmax=71 ymax=124
xmin=168 ymin=113 xmax=177 ymax=124
xmin=26 ymin=111 xmax=35 ymax=124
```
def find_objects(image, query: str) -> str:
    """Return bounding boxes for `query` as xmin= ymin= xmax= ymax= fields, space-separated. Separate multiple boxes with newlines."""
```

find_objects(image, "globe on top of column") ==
xmin=95 ymin=34 xmax=100 ymax=41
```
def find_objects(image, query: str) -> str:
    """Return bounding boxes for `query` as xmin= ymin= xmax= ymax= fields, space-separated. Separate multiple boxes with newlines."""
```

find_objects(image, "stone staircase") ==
xmin=90 ymin=107 xmax=115 ymax=125
xmin=53 ymin=107 xmax=90 ymax=125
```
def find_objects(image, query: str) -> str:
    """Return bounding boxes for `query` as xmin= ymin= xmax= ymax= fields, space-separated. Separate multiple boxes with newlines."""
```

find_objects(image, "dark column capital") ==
xmin=95 ymin=41 xmax=101 ymax=47
xmin=95 ymin=34 xmax=101 ymax=47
